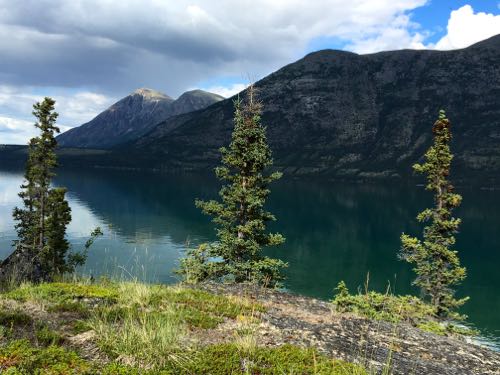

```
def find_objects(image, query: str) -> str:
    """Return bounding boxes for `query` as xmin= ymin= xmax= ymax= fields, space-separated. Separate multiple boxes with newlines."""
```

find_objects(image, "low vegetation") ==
xmin=183 ymin=343 xmax=366 ymax=375
xmin=0 ymin=339 xmax=93 ymax=374
xmin=0 ymin=279 xmax=367 ymax=374
xmin=332 ymin=281 xmax=477 ymax=336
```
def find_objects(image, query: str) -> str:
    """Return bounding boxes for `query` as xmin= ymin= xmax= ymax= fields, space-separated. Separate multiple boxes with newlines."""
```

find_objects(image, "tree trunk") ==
xmin=39 ymin=189 xmax=45 ymax=250
xmin=238 ymin=177 xmax=247 ymax=240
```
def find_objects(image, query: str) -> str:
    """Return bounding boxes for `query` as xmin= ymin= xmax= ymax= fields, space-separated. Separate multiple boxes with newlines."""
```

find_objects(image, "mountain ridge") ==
xmin=111 ymin=34 xmax=500 ymax=182
xmin=56 ymin=88 xmax=224 ymax=149
xmin=4 ymin=35 xmax=500 ymax=183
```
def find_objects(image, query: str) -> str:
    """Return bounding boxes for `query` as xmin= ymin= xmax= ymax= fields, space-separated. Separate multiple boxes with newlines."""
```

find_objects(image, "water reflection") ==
xmin=0 ymin=168 xmax=498 ymax=344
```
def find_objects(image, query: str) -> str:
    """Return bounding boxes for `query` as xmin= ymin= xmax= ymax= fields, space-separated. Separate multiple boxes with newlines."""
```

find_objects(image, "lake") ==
xmin=0 ymin=168 xmax=499 ymax=347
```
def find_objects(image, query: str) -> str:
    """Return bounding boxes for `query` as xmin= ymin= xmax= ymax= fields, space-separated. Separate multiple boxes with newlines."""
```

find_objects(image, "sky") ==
xmin=0 ymin=0 xmax=499 ymax=144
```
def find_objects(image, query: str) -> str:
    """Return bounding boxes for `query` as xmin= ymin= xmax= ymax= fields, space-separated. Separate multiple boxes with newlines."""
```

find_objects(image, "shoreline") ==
xmin=1 ymin=279 xmax=499 ymax=374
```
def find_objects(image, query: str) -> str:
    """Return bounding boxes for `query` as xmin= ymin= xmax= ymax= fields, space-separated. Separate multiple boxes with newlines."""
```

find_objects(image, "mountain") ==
xmin=56 ymin=88 xmax=223 ymax=149
xmin=117 ymin=34 xmax=500 ymax=182
xmin=170 ymin=90 xmax=225 ymax=116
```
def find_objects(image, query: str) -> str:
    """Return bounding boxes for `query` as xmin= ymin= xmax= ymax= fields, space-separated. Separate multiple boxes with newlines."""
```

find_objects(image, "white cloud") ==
xmin=434 ymin=5 xmax=500 ymax=50
xmin=55 ymin=92 xmax=115 ymax=126
xmin=202 ymin=83 xmax=248 ymax=98
xmin=0 ymin=85 xmax=115 ymax=144
xmin=345 ymin=14 xmax=428 ymax=53
xmin=0 ymin=86 xmax=40 ymax=120
xmin=0 ymin=0 xmax=437 ymax=144
xmin=0 ymin=116 xmax=37 ymax=144
xmin=1 ymin=2 xmax=498 ymax=145
xmin=0 ymin=115 xmax=73 ymax=144
xmin=0 ymin=0 xmax=430 ymax=93
xmin=0 ymin=85 xmax=115 ymax=125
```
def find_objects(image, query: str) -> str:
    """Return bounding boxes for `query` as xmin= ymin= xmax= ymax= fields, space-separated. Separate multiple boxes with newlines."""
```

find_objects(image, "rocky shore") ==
xmin=201 ymin=283 xmax=500 ymax=375
xmin=1 ymin=280 xmax=498 ymax=374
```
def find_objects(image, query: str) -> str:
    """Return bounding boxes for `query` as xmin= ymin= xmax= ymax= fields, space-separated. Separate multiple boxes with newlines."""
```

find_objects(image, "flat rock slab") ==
xmin=200 ymin=283 xmax=500 ymax=375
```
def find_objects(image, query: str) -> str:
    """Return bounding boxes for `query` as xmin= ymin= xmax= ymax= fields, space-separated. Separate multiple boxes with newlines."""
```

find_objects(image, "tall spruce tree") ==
xmin=400 ymin=110 xmax=467 ymax=318
xmin=179 ymin=86 xmax=286 ymax=286
xmin=27 ymin=98 xmax=60 ymax=254
xmin=3 ymin=98 xmax=78 ymax=282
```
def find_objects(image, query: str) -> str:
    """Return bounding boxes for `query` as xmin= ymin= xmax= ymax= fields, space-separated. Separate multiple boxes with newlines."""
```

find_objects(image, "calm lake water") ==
xmin=0 ymin=168 xmax=499 ymax=347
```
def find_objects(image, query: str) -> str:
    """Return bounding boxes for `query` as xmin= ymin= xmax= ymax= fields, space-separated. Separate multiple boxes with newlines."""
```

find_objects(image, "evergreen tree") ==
xmin=15 ymin=99 xmax=60 ymax=248
xmin=7 ymin=98 xmax=77 ymax=282
xmin=9 ymin=98 xmax=61 ymax=280
xmin=179 ymin=86 xmax=286 ymax=286
xmin=44 ymin=187 xmax=72 ymax=274
xmin=1 ymin=97 xmax=101 ymax=284
xmin=400 ymin=110 xmax=468 ymax=318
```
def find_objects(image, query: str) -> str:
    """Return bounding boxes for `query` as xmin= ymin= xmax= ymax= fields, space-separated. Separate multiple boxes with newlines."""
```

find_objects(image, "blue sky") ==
xmin=0 ymin=0 xmax=499 ymax=144
xmin=411 ymin=0 xmax=500 ymax=43
xmin=306 ymin=1 xmax=500 ymax=51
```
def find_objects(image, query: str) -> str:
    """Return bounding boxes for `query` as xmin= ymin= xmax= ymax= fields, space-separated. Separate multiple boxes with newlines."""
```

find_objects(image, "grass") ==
xmin=0 ymin=339 xmax=159 ymax=374
xmin=68 ymin=320 xmax=92 ymax=335
xmin=0 ymin=339 xmax=367 ymax=375
xmin=181 ymin=343 xmax=367 ymax=375
xmin=35 ymin=325 xmax=64 ymax=346
xmin=0 ymin=310 xmax=33 ymax=327
xmin=88 ymin=282 xmax=265 ymax=369
xmin=89 ymin=306 xmax=187 ymax=368
xmin=3 ymin=277 xmax=480 ymax=373
xmin=332 ymin=281 xmax=477 ymax=336
xmin=47 ymin=301 xmax=90 ymax=315
xmin=4 ymin=281 xmax=118 ymax=304
xmin=416 ymin=320 xmax=479 ymax=336
xmin=332 ymin=281 xmax=435 ymax=324
xmin=0 ymin=279 xmax=369 ymax=374
xmin=0 ymin=339 xmax=93 ymax=374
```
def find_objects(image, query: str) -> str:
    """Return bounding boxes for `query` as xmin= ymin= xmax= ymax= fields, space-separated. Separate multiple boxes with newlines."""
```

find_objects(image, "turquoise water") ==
xmin=0 ymin=168 xmax=499 ymax=347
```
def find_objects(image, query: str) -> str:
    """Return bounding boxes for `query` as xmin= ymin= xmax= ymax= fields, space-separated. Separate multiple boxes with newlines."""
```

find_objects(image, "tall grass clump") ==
xmin=87 ymin=281 xmax=187 ymax=369
xmin=90 ymin=306 xmax=186 ymax=368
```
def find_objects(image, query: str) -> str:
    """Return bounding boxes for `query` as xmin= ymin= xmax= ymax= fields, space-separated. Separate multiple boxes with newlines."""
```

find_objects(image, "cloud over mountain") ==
xmin=0 ymin=1 xmax=499 ymax=144
xmin=0 ymin=0 xmax=429 ymax=95
xmin=435 ymin=5 xmax=500 ymax=50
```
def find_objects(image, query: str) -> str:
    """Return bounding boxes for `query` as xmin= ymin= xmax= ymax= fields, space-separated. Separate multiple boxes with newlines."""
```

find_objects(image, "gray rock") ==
xmin=200 ymin=282 xmax=500 ymax=375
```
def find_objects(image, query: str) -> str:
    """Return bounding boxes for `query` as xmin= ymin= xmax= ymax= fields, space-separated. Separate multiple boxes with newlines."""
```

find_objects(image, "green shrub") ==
xmin=69 ymin=320 xmax=91 ymax=334
xmin=417 ymin=321 xmax=478 ymax=336
xmin=182 ymin=343 xmax=367 ymax=375
xmin=333 ymin=281 xmax=436 ymax=324
xmin=0 ymin=310 xmax=33 ymax=327
xmin=332 ymin=281 xmax=476 ymax=337
xmin=5 ymin=282 xmax=118 ymax=304
xmin=0 ymin=339 xmax=92 ymax=374
xmin=35 ymin=325 xmax=64 ymax=346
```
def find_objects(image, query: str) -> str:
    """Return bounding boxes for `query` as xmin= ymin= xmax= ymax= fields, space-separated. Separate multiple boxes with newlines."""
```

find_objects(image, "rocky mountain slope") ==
xmin=56 ymin=88 xmax=223 ymax=149
xmin=118 ymin=34 xmax=500 ymax=182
